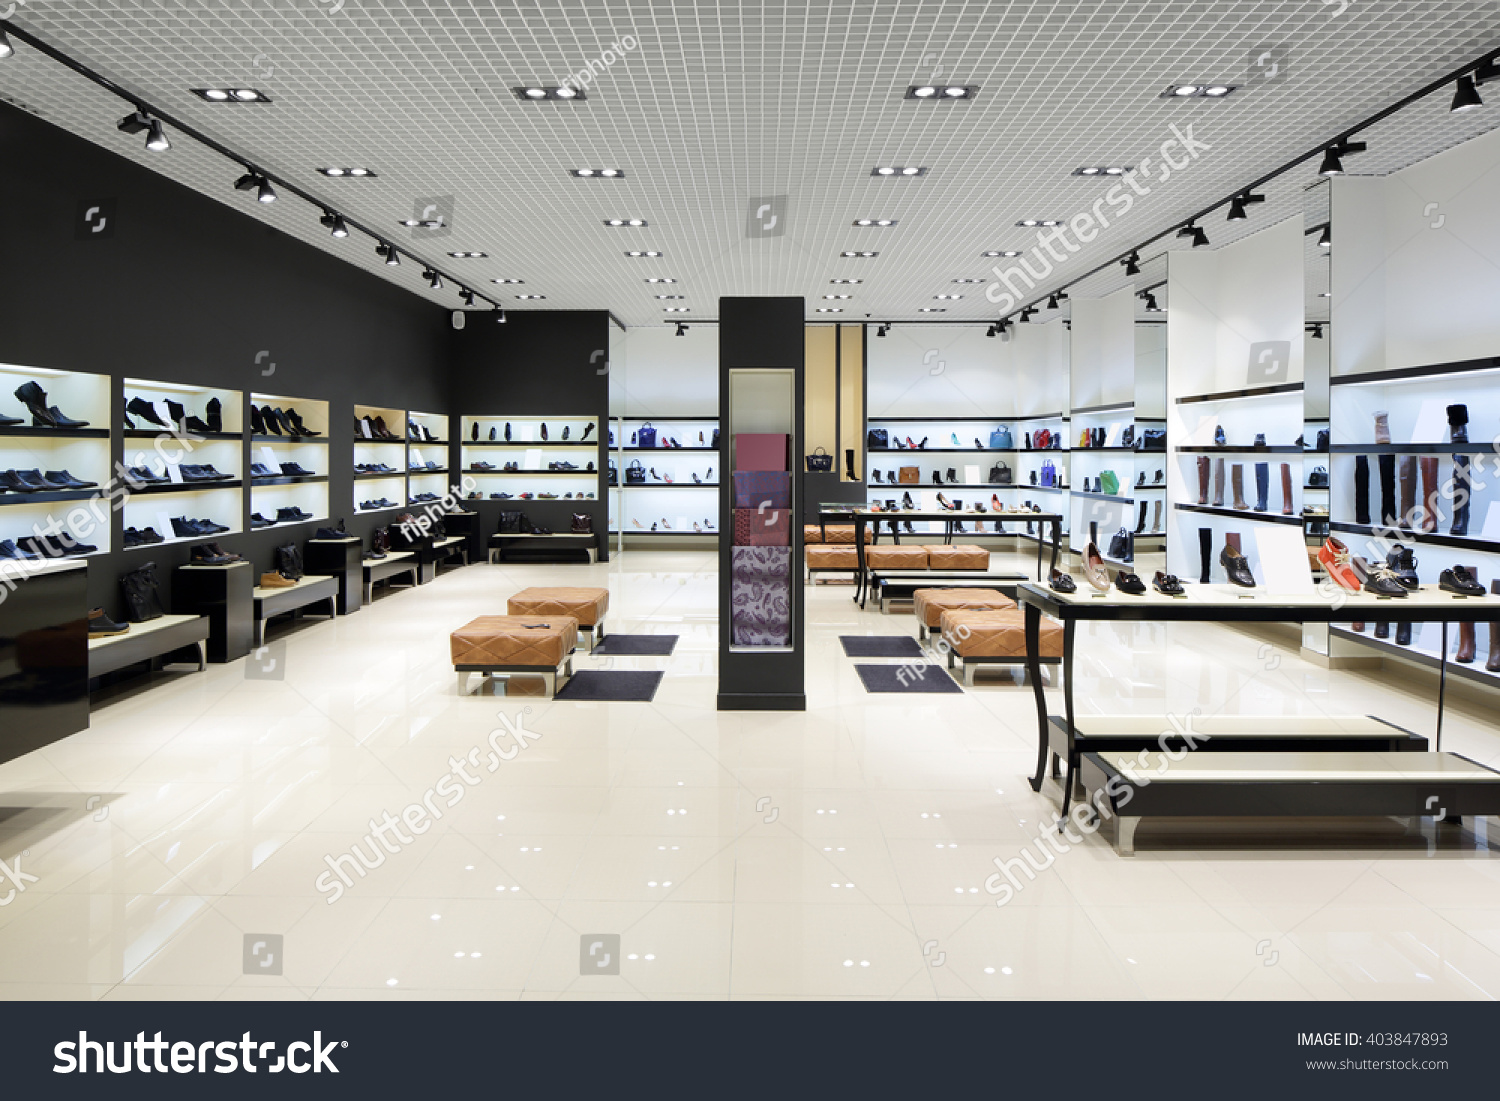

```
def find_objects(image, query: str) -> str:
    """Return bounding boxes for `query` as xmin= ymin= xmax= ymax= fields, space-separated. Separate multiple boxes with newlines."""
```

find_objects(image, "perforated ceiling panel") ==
xmin=2 ymin=0 xmax=1497 ymax=326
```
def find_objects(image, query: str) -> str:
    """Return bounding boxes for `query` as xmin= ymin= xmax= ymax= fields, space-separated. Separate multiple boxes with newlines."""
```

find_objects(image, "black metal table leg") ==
xmin=854 ymin=515 xmax=869 ymax=608
xmin=1438 ymin=621 xmax=1449 ymax=750
xmin=1059 ymin=616 xmax=1078 ymax=818
xmin=1027 ymin=603 xmax=1049 ymax=792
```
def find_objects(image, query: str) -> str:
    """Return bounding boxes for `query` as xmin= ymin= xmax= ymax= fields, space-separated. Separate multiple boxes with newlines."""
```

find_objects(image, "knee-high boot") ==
xmin=1378 ymin=453 xmax=1397 ymax=527
xmin=1213 ymin=459 xmax=1225 ymax=508
xmin=1398 ymin=456 xmax=1416 ymax=528
xmin=1280 ymin=463 xmax=1293 ymax=515
xmin=1134 ymin=500 xmax=1148 ymax=534
xmin=1152 ymin=500 xmax=1161 ymax=533
xmin=1253 ymin=462 xmax=1269 ymax=512
xmin=1231 ymin=464 xmax=1249 ymax=510
xmin=1198 ymin=527 xmax=1213 ymax=584
xmin=1419 ymin=456 xmax=1439 ymax=533
xmin=1354 ymin=455 xmax=1370 ymax=526
xmin=1196 ymin=456 xmax=1210 ymax=505
xmin=1453 ymin=455 xmax=1472 ymax=536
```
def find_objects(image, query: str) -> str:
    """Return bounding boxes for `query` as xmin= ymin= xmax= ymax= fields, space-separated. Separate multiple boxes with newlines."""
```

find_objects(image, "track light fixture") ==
xmin=460 ymin=288 xmax=475 ymax=306
xmin=1178 ymin=222 xmax=1209 ymax=248
xmin=675 ymin=322 xmax=688 ymax=337
xmin=985 ymin=325 xmax=997 ymax=338
xmin=320 ymin=211 xmax=349 ymax=238
xmin=424 ymin=269 xmax=443 ymax=289
xmin=1122 ymin=251 xmax=1141 ymax=276
xmin=1046 ymin=292 xmax=1065 ymax=309
xmin=1451 ymin=74 xmax=1485 ymax=112
xmin=234 ymin=171 xmax=276 ymax=203
xmin=1318 ymin=225 xmax=1331 ymax=248
xmin=1318 ymin=140 xmax=1368 ymax=177
xmin=876 ymin=323 xmax=889 ymax=337
xmin=118 ymin=110 xmax=170 ymax=152
xmin=996 ymin=317 xmax=1011 ymax=337
xmin=496 ymin=307 xmax=507 ymax=324
xmin=1141 ymin=291 xmax=1162 ymax=312
xmin=1226 ymin=191 xmax=1265 ymax=221
xmin=1019 ymin=306 xmax=1037 ymax=322
xmin=1308 ymin=323 xmax=1325 ymax=339
xmin=0 ymin=28 xmax=12 ymax=59
xmin=376 ymin=242 xmax=400 ymax=266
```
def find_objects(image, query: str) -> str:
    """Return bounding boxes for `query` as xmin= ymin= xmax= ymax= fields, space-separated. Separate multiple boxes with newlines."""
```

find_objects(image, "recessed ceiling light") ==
xmin=192 ymin=88 xmax=271 ymax=103
xmin=934 ymin=294 xmax=963 ymax=300
xmin=871 ymin=166 xmax=927 ymax=177
xmin=917 ymin=307 xmax=946 ymax=312
xmin=399 ymin=217 xmax=444 ymax=228
xmin=514 ymin=86 xmax=586 ymax=101
xmin=830 ymin=278 xmax=862 ymax=284
xmin=663 ymin=306 xmax=690 ymax=312
xmin=823 ymin=294 xmax=852 ymax=299
xmin=655 ymin=294 xmax=684 ymax=299
xmin=1016 ymin=219 xmax=1063 ymax=227
xmin=816 ymin=307 xmax=843 ymax=312
xmin=853 ymin=218 xmax=897 ymax=227
xmin=491 ymin=278 xmax=524 ymax=284
xmin=1073 ymin=166 xmax=1133 ymax=176
xmin=318 ymin=167 xmax=377 ymax=177
xmin=515 ymin=294 xmax=546 ymax=299
xmin=604 ymin=218 xmax=648 ymax=227
xmin=982 ymin=250 xmax=1022 ymax=258
xmin=625 ymin=250 xmax=663 ymax=257
xmin=570 ymin=168 xmax=625 ymax=178
xmin=644 ymin=277 xmax=677 ymax=283
xmin=1162 ymin=83 xmax=1236 ymax=98
xmin=905 ymin=84 xmax=976 ymax=100
xmin=840 ymin=251 xmax=879 ymax=258
xmin=952 ymin=278 xmax=984 ymax=283
xmin=447 ymin=251 xmax=487 ymax=258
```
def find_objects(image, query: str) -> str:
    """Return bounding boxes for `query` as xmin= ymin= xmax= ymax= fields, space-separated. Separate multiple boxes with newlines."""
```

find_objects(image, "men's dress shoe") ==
xmin=184 ymin=416 xmax=212 ymax=433
xmin=139 ymin=527 xmax=165 ymax=544
xmin=1049 ymin=568 xmax=1077 ymax=594
xmin=1386 ymin=544 xmax=1420 ymax=590
xmin=1220 ymin=543 xmax=1256 ymax=588
xmin=165 ymin=399 xmax=187 ymax=428
xmin=121 ymin=399 xmax=136 ymax=430
xmin=1083 ymin=542 xmax=1111 ymax=592
xmin=276 ymin=507 xmax=313 ymax=522
xmin=251 ymin=406 xmax=267 ymax=434
xmin=0 ymin=470 xmax=41 ymax=493
xmin=19 ymin=534 xmax=96 ymax=557
xmin=1318 ymin=536 xmax=1361 ymax=592
xmin=280 ymin=462 xmax=315 ymax=476
xmin=581 ymin=422 xmax=595 ymax=441
xmin=15 ymin=382 xmax=57 ymax=426
xmin=205 ymin=542 xmax=242 ymax=562
xmin=1357 ymin=558 xmax=1409 ymax=597
xmin=169 ymin=517 xmax=200 ymax=538
xmin=561 ymin=425 xmax=570 ymax=441
xmin=19 ymin=469 xmax=65 ymax=490
xmin=259 ymin=571 xmax=297 ymax=589
xmin=0 ymin=539 xmax=39 ymax=560
xmin=1440 ymin=566 xmax=1486 ymax=596
xmin=250 ymin=513 xmax=275 ymax=529
xmin=124 ymin=396 xmax=167 ymax=428
xmin=471 ymin=422 xmax=479 ymax=441
xmin=44 ymin=404 xmax=88 ymax=428
xmin=1213 ymin=425 xmax=1227 ymax=447
xmin=540 ymin=423 xmax=549 ymax=441
xmin=1152 ymin=571 xmax=1185 ymax=596
xmin=190 ymin=544 xmax=235 ymax=566
xmin=88 ymin=607 xmax=130 ymax=637
xmin=286 ymin=408 xmax=316 ymax=436
xmin=1114 ymin=570 xmax=1147 ymax=595
xmin=250 ymin=463 xmax=275 ymax=477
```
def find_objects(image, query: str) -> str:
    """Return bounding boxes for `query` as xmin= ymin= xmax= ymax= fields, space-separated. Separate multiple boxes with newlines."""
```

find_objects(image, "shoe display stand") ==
xmin=1011 ymin=412 xmax=1072 ymax=553
xmin=122 ymin=377 xmax=245 ymax=548
xmin=0 ymin=557 xmax=89 ymax=763
xmin=252 ymin=573 xmax=337 ymax=647
xmin=418 ymin=534 xmax=468 ymax=582
xmin=864 ymin=416 xmax=1023 ymax=536
xmin=1068 ymin=401 xmax=1161 ymax=563
xmin=364 ymin=549 xmax=419 ymax=602
xmin=460 ymin=413 xmax=601 ymax=513
xmin=488 ymin=531 xmax=599 ymax=564
xmin=442 ymin=509 xmax=483 ymax=565
xmin=0 ymin=364 xmax=112 ymax=559
xmin=608 ymin=414 xmax=719 ymax=538
xmin=353 ymin=403 xmax=407 ymax=515
xmin=89 ymin=613 xmax=209 ymax=679
xmin=305 ymin=535 xmax=364 ymax=614
xmin=249 ymin=390 xmax=328 ymax=530
xmin=173 ymin=559 xmax=253 ymax=663
xmin=406 ymin=411 xmax=450 ymax=504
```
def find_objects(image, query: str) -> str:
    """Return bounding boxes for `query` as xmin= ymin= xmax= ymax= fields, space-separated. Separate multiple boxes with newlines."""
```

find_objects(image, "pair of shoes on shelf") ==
xmin=170 ymin=516 xmax=230 ymax=538
xmin=190 ymin=543 xmax=241 ymax=566
xmin=122 ymin=526 xmax=165 ymax=547
xmin=355 ymin=462 xmax=397 ymax=474
xmin=275 ymin=506 xmax=314 ymax=523
xmin=13 ymin=533 xmax=98 ymax=557
xmin=0 ymin=469 xmax=97 ymax=492
xmin=354 ymin=414 xmax=398 ymax=440
xmin=252 ymin=405 xmax=317 ymax=436
xmin=16 ymin=382 xmax=89 ymax=429
xmin=360 ymin=498 xmax=397 ymax=510
xmin=179 ymin=463 xmax=234 ymax=482
xmin=122 ymin=466 xmax=169 ymax=486
xmin=312 ymin=520 xmax=349 ymax=540
xmin=406 ymin=420 xmax=438 ymax=442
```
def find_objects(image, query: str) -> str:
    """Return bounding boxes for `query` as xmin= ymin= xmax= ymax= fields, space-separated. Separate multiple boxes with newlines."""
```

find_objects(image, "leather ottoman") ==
xmin=912 ymin=588 xmax=1016 ymax=638
xmin=866 ymin=545 xmax=929 ymax=570
xmin=927 ymin=543 xmax=990 ymax=570
xmin=938 ymin=608 xmax=1063 ymax=686
xmin=450 ymin=615 xmax=578 ymax=697
xmin=805 ymin=544 xmax=858 ymax=582
xmin=507 ymin=586 xmax=609 ymax=650
xmin=803 ymin=524 xmax=871 ymax=546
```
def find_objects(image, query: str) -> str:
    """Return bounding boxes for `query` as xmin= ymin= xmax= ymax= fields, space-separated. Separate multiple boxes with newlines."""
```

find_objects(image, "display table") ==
xmin=1016 ymin=581 xmax=1500 ymax=815
xmin=252 ymin=574 xmax=338 ymax=647
xmin=871 ymin=570 xmax=1027 ymax=613
xmin=89 ymin=613 xmax=209 ymax=678
xmin=819 ymin=507 xmax=1063 ymax=607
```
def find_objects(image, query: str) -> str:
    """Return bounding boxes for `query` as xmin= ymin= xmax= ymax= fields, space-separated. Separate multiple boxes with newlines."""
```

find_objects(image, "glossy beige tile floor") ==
xmin=2 ymin=548 xmax=1498 ymax=1001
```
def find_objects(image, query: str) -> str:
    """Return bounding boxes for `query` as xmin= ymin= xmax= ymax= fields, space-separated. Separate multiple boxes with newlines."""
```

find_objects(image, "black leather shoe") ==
xmin=250 ymin=513 xmax=274 ymax=529
xmin=1440 ymin=566 xmax=1486 ymax=596
xmin=277 ymin=506 xmax=313 ymax=522
xmin=1361 ymin=563 xmax=1409 ymax=597
xmin=1220 ymin=543 xmax=1256 ymax=587
xmin=541 ymin=423 xmax=549 ymax=441
xmin=1386 ymin=545 xmax=1420 ymax=590
xmin=1049 ymin=568 xmax=1077 ymax=594
xmin=0 ymin=539 xmax=39 ymax=560
xmin=122 ymin=395 xmax=165 ymax=427
xmin=0 ymin=470 xmax=40 ymax=493
xmin=1152 ymin=571 xmax=1185 ymax=596
xmin=190 ymin=544 xmax=236 ymax=566
xmin=1114 ymin=570 xmax=1146 ymax=595
xmin=931 ymin=472 xmax=941 ymax=486
xmin=250 ymin=405 xmax=267 ymax=434
xmin=280 ymin=462 xmax=315 ymax=476
xmin=18 ymin=469 xmax=62 ymax=490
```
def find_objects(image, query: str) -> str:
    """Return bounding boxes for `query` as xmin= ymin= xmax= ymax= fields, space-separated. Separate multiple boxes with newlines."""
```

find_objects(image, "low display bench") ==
xmin=450 ymin=614 xmax=577 ymax=698
xmin=489 ymin=532 xmax=598 ymax=565
xmin=912 ymin=588 xmax=1015 ymax=641
xmin=1079 ymin=750 xmax=1500 ymax=856
xmin=364 ymin=551 xmax=419 ymax=603
xmin=88 ymin=614 xmax=209 ymax=680
xmin=419 ymin=535 xmax=468 ymax=583
xmin=253 ymin=574 xmax=338 ymax=647
xmin=873 ymin=570 xmax=1027 ymax=613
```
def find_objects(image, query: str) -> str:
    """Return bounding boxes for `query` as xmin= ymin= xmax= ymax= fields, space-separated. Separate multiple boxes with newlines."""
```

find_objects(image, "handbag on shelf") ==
xmin=1120 ymin=425 xmax=1135 ymax=449
xmin=626 ymin=459 xmax=647 ymax=484
xmin=805 ymin=447 xmax=834 ymax=472
xmin=1308 ymin=466 xmax=1329 ymax=487
xmin=608 ymin=460 xmax=618 ymax=486
xmin=1137 ymin=428 xmax=1166 ymax=451
xmin=898 ymin=466 xmax=920 ymax=485
xmin=275 ymin=542 xmax=304 ymax=580
xmin=1315 ymin=428 xmax=1330 ymax=452
xmin=1108 ymin=528 xmax=1133 ymax=562
xmin=636 ymin=421 xmax=657 ymax=449
xmin=1034 ymin=428 xmax=1051 ymax=450
xmin=1040 ymin=459 xmax=1056 ymax=488
xmin=119 ymin=562 xmax=165 ymax=623
xmin=1099 ymin=470 xmax=1120 ymax=496
xmin=988 ymin=461 xmax=1012 ymax=485
xmin=989 ymin=426 xmax=1013 ymax=450
xmin=1079 ymin=428 xmax=1091 ymax=448
xmin=867 ymin=428 xmax=889 ymax=451
xmin=498 ymin=510 xmax=524 ymax=534
xmin=571 ymin=513 xmax=592 ymax=534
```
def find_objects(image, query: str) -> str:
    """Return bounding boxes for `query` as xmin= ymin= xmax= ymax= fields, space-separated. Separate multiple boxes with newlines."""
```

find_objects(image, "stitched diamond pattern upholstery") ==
xmin=866 ymin=545 xmax=928 ymax=569
xmin=802 ymin=525 xmax=871 ymax=545
xmin=939 ymin=609 xmax=1063 ymax=658
xmin=926 ymin=544 xmax=990 ymax=570
xmin=506 ymin=586 xmax=609 ymax=627
xmin=451 ymin=616 xmax=578 ymax=667
xmin=912 ymin=588 xmax=1015 ymax=629
xmin=806 ymin=546 xmax=858 ymax=568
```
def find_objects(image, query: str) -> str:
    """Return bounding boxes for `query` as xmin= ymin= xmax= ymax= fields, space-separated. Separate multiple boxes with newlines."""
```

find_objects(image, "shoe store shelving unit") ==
xmin=0 ymin=363 xmax=112 ymax=558
xmin=1012 ymin=412 xmax=1072 ymax=552
xmin=249 ymin=392 xmax=328 ymax=529
xmin=406 ymin=411 xmax=449 ymax=504
xmin=1303 ymin=415 xmax=1332 ymax=551
xmin=608 ymin=415 xmax=718 ymax=538
xmin=864 ymin=416 xmax=1021 ymax=538
xmin=1068 ymin=401 xmax=1157 ymax=562
xmin=460 ymin=414 xmax=601 ymax=513
xmin=353 ymin=403 xmax=407 ymax=515
xmin=121 ymin=377 xmax=244 ymax=549
xmin=1325 ymin=358 xmax=1500 ymax=683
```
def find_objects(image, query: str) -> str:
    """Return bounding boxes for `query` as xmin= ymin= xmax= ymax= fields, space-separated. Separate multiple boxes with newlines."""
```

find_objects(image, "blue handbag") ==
xmin=1040 ymin=459 xmax=1056 ymax=487
xmin=989 ymin=426 xmax=1013 ymax=450
xmin=637 ymin=421 xmax=657 ymax=449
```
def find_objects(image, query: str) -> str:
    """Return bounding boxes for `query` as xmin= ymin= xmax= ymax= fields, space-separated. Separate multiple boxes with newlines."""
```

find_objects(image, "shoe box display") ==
xmin=609 ymin=416 xmax=719 ymax=536
xmin=353 ymin=403 xmax=408 ymax=514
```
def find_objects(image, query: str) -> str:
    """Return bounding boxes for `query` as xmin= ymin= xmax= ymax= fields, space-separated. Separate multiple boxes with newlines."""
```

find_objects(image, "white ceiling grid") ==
xmin=0 ymin=0 xmax=1497 ymax=325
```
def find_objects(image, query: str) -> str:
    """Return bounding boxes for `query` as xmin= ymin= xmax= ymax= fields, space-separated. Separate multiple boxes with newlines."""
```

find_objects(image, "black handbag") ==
xmin=1315 ymin=428 xmax=1330 ymax=452
xmin=1108 ymin=528 xmax=1133 ymax=562
xmin=498 ymin=510 xmax=524 ymax=534
xmin=119 ymin=561 xmax=165 ymax=623
xmin=867 ymin=428 xmax=889 ymax=451
xmin=607 ymin=460 xmax=618 ymax=486
xmin=275 ymin=543 xmax=304 ymax=580
xmin=1136 ymin=428 xmax=1166 ymax=451
xmin=805 ymin=447 xmax=833 ymax=472
xmin=1120 ymin=425 xmax=1135 ymax=449
xmin=626 ymin=459 xmax=647 ymax=484
xmin=988 ymin=461 xmax=1012 ymax=485
xmin=637 ymin=421 xmax=657 ymax=449
xmin=571 ymin=512 xmax=592 ymax=534
xmin=1308 ymin=466 xmax=1329 ymax=487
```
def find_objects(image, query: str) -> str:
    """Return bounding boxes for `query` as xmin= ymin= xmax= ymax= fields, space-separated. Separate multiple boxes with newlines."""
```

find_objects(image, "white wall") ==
xmin=610 ymin=324 xmax=719 ymax=416
xmin=1070 ymin=289 xmax=1135 ymax=409
xmin=866 ymin=324 xmax=1011 ymax=418
xmin=1134 ymin=323 xmax=1167 ymax=418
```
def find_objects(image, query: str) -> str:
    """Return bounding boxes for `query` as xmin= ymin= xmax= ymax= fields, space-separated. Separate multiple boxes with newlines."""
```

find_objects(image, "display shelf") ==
xmin=616 ymin=482 xmax=719 ymax=489
xmin=1177 ymin=444 xmax=1305 ymax=454
xmin=354 ymin=469 xmax=407 ymax=480
xmin=1329 ymin=443 xmax=1496 ymax=455
xmin=1173 ymin=502 xmax=1305 ymax=526
xmin=1072 ymin=446 xmax=1139 ymax=453
xmin=1176 ymin=381 xmax=1306 ymax=405
xmin=1072 ymin=490 xmax=1134 ymax=503
xmin=866 ymin=447 xmax=1013 ymax=455
xmin=462 ymin=468 xmax=595 ymax=477
xmin=1331 ymin=624 xmax=1500 ymax=689
xmin=467 ymin=441 xmax=598 ymax=449
xmin=127 ymin=377 xmax=244 ymax=435
xmin=0 ymin=426 xmax=110 ymax=440
xmin=129 ymin=479 xmax=244 ymax=495
xmin=406 ymin=410 xmax=448 ymax=445
xmin=620 ymin=445 xmax=717 ymax=453
xmin=0 ymin=487 xmax=100 ymax=506
xmin=464 ymin=415 xmax=601 ymax=446
xmin=1071 ymin=401 xmax=1135 ymax=416
xmin=1328 ymin=521 xmax=1497 ymax=554
xmin=251 ymin=474 xmax=328 ymax=486
xmin=1329 ymin=357 xmax=1500 ymax=388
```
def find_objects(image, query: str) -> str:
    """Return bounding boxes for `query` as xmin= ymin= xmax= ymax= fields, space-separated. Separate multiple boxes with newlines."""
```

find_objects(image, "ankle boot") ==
xmin=1213 ymin=459 xmax=1225 ymax=507
xmin=1489 ymin=580 xmax=1500 ymax=672
xmin=1253 ymin=462 xmax=1269 ymax=511
xmin=1457 ymin=620 xmax=1477 ymax=663
xmin=1354 ymin=455 xmax=1371 ymax=525
xmin=1396 ymin=622 xmax=1412 ymax=646
xmin=932 ymin=471 xmax=942 ymax=486
xmin=946 ymin=468 xmax=957 ymax=484
xmin=1375 ymin=621 xmax=1389 ymax=640
xmin=1134 ymin=500 xmax=1148 ymax=534
xmin=1449 ymin=404 xmax=1469 ymax=444
xmin=845 ymin=448 xmax=858 ymax=480
xmin=206 ymin=397 xmax=222 ymax=433
xmin=1378 ymin=453 xmax=1397 ymax=527
xmin=1374 ymin=410 xmax=1391 ymax=444
xmin=1351 ymin=621 xmax=1366 ymax=633
xmin=1231 ymin=464 xmax=1249 ymax=510
xmin=1397 ymin=456 xmax=1417 ymax=528
xmin=1419 ymin=456 xmax=1440 ymax=533
xmin=1196 ymin=456 xmax=1210 ymax=505
xmin=1279 ymin=463 xmax=1293 ymax=515
xmin=1452 ymin=455 xmax=1472 ymax=536
xmin=1198 ymin=527 xmax=1213 ymax=584
xmin=165 ymin=400 xmax=187 ymax=428
xmin=1151 ymin=500 xmax=1161 ymax=532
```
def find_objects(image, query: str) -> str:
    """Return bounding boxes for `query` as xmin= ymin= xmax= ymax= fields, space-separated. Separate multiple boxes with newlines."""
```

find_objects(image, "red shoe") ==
xmin=1318 ymin=536 xmax=1360 ymax=591
xmin=991 ymin=494 xmax=1003 ymax=511
xmin=906 ymin=437 xmax=917 ymax=449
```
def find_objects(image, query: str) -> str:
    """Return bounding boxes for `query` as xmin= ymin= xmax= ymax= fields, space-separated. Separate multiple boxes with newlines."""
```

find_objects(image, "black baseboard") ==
xmin=717 ymin=691 xmax=807 ymax=711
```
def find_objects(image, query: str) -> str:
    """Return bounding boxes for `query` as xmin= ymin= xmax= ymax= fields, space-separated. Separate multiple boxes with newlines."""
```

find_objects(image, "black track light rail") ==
xmin=0 ymin=19 xmax=506 ymax=312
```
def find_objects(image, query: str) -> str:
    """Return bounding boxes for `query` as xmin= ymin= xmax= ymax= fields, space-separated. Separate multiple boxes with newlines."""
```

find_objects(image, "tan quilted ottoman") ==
xmin=939 ymin=608 xmax=1063 ymax=686
xmin=507 ymin=586 xmax=609 ymax=650
xmin=806 ymin=544 xmax=859 ymax=582
xmin=911 ymin=588 xmax=1016 ymax=638
xmin=927 ymin=544 xmax=990 ymax=570
xmin=451 ymin=615 xmax=578 ymax=697
xmin=866 ymin=545 xmax=929 ymax=570
xmin=803 ymin=524 xmax=872 ymax=545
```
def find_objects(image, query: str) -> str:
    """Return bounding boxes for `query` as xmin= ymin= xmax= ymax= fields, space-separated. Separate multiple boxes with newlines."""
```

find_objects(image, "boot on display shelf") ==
xmin=1151 ymin=500 xmax=1162 ymax=533
xmin=1196 ymin=455 xmax=1210 ymax=505
xmin=1253 ymin=462 xmax=1269 ymax=512
xmin=1449 ymin=404 xmax=1469 ymax=444
xmin=1419 ymin=456 xmax=1440 ymax=533
xmin=1231 ymin=463 xmax=1249 ymax=511
xmin=1398 ymin=456 xmax=1417 ymax=528
xmin=1452 ymin=454 xmax=1472 ymax=536
xmin=1396 ymin=622 xmax=1412 ymax=646
xmin=1457 ymin=617 xmax=1478 ymax=664
xmin=1279 ymin=463 xmax=1294 ymax=515
xmin=845 ymin=449 xmax=859 ymax=481
xmin=1378 ymin=453 xmax=1397 ymax=527
xmin=1354 ymin=455 xmax=1371 ymax=526
xmin=1375 ymin=622 xmax=1389 ymax=640
xmin=1198 ymin=526 xmax=1213 ymax=584
xmin=1351 ymin=621 xmax=1365 ymax=633
xmin=1490 ymin=580 xmax=1500 ymax=673
xmin=1374 ymin=410 xmax=1391 ymax=445
xmin=1213 ymin=458 xmax=1226 ymax=508
xmin=1134 ymin=500 xmax=1148 ymax=535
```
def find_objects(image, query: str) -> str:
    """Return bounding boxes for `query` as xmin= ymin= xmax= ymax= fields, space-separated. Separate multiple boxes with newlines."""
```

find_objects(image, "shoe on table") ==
xmin=1082 ymin=542 xmax=1110 ymax=592
xmin=190 ymin=544 xmax=235 ymax=566
xmin=1152 ymin=571 xmax=1185 ymax=596
xmin=88 ymin=607 xmax=130 ymax=637
xmin=1386 ymin=545 xmax=1420 ymax=590
xmin=1114 ymin=570 xmax=1147 ymax=595
xmin=1220 ymin=543 xmax=1256 ymax=588
xmin=1317 ymin=536 xmax=1360 ymax=592
xmin=1359 ymin=560 xmax=1409 ymax=598
xmin=1440 ymin=565 xmax=1486 ymax=596
xmin=259 ymin=571 xmax=297 ymax=589
xmin=1049 ymin=568 xmax=1077 ymax=594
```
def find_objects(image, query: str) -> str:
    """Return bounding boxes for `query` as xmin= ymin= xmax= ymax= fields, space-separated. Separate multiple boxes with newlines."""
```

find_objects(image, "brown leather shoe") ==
xmin=259 ymin=571 xmax=296 ymax=589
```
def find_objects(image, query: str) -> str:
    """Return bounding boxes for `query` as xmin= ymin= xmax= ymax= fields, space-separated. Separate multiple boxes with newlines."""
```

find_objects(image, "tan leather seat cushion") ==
xmin=806 ymin=545 xmax=858 ymax=568
xmin=451 ymin=615 xmax=578 ymax=667
xmin=912 ymin=588 xmax=1016 ymax=628
xmin=507 ymin=586 xmax=609 ymax=626
xmin=927 ymin=543 xmax=990 ymax=570
xmin=939 ymin=608 xmax=1062 ymax=658
xmin=867 ymin=545 xmax=929 ymax=569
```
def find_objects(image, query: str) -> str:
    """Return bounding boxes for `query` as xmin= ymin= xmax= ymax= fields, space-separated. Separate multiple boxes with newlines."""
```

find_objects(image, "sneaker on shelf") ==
xmin=88 ymin=607 xmax=130 ymax=637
